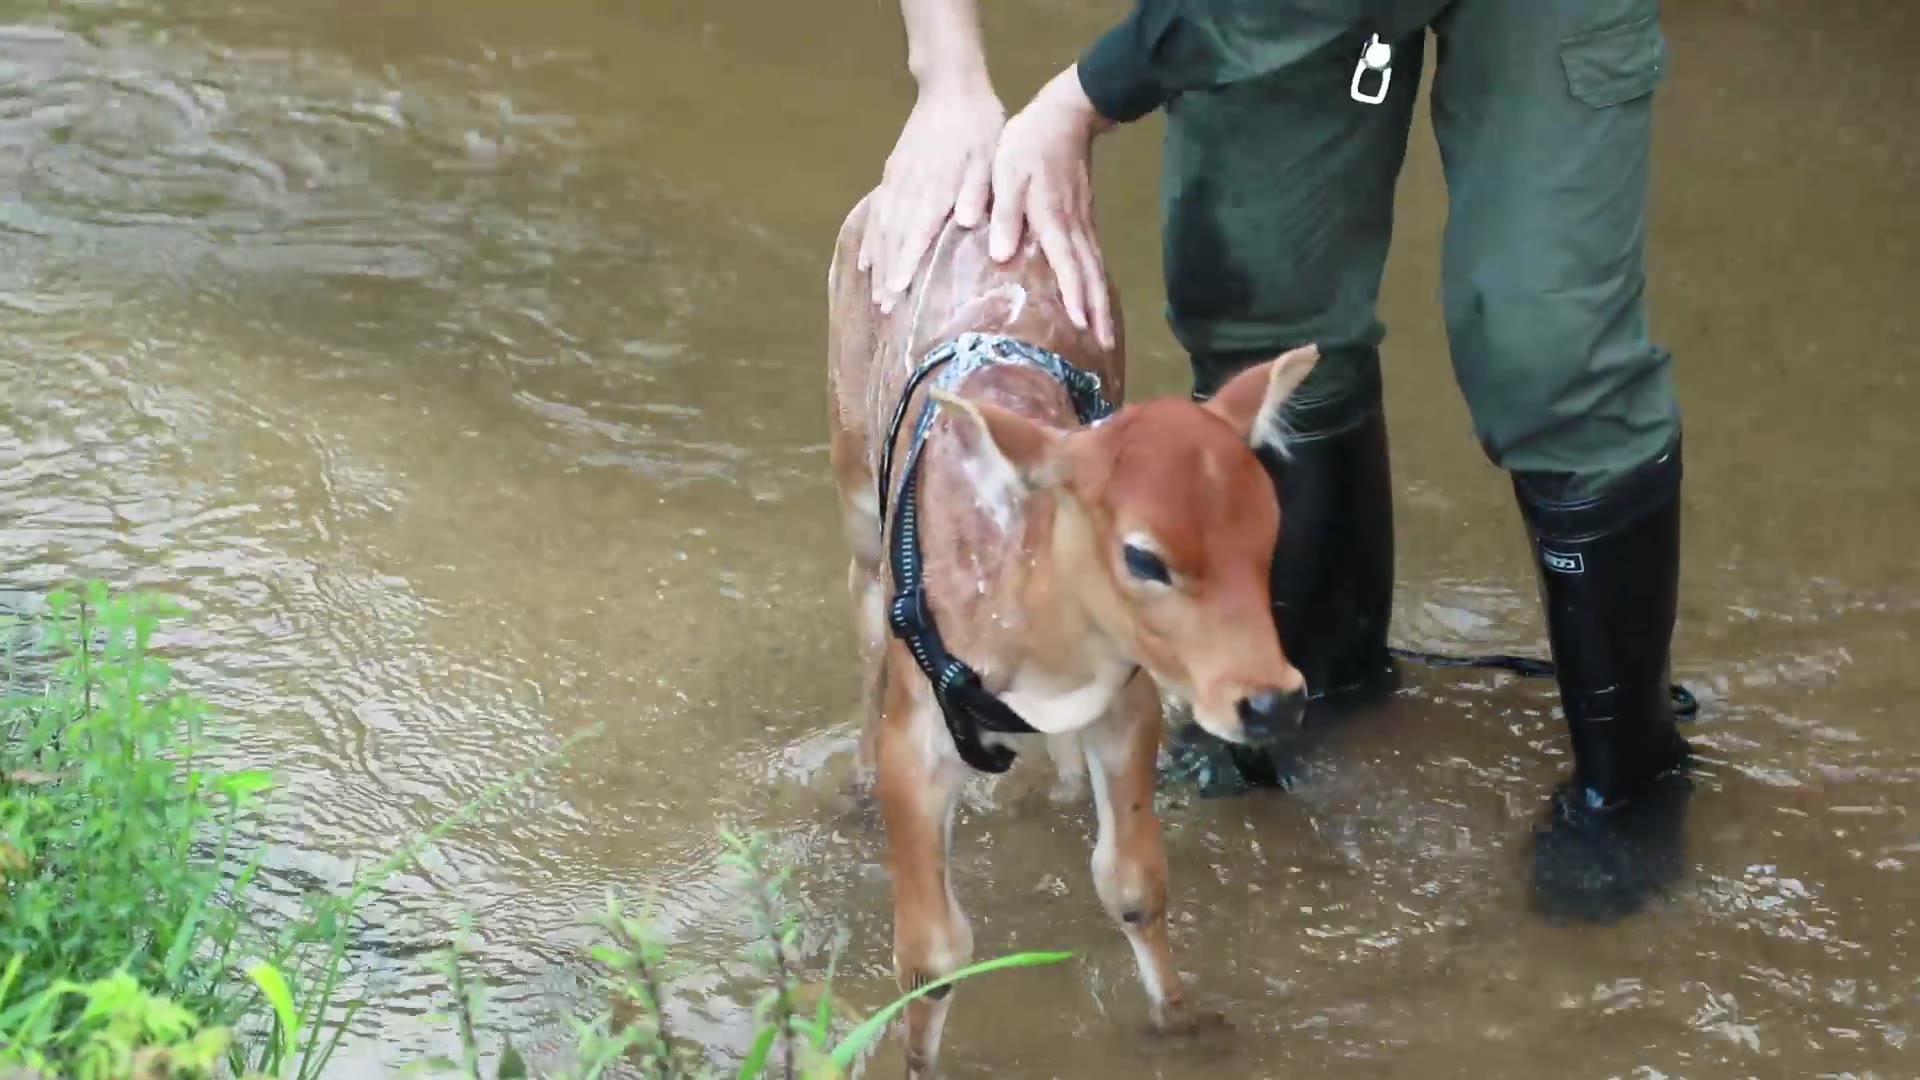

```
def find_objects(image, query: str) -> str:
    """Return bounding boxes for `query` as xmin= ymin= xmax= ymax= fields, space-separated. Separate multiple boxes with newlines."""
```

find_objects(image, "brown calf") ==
xmin=825 ymin=194 xmax=1318 ymax=1077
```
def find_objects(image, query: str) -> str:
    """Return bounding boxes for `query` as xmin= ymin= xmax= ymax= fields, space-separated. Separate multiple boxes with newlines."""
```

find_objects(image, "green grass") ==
xmin=0 ymin=583 xmax=1068 ymax=1078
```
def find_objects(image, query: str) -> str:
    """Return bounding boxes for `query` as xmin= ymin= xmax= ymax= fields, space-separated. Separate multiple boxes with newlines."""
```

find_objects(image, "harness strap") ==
xmin=878 ymin=334 xmax=1116 ymax=774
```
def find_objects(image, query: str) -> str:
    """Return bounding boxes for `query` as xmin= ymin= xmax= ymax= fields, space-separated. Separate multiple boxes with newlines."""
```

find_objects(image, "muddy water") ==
xmin=2 ymin=0 xmax=1917 ymax=1075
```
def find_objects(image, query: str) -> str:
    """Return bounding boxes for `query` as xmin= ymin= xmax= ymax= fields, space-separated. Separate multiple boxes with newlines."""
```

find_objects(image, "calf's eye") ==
xmin=1122 ymin=544 xmax=1172 ymax=585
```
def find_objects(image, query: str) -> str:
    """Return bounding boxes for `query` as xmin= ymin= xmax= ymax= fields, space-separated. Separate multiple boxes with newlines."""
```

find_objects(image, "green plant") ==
xmin=409 ymin=832 xmax=1072 ymax=1080
xmin=0 ymin=583 xmax=587 ymax=1078
xmin=228 ymin=727 xmax=593 ymax=1080
xmin=1 ymin=584 xmax=1072 ymax=1078
xmin=0 ymin=958 xmax=247 ymax=1079
xmin=1 ymin=584 xmax=270 ymax=1039
xmin=715 ymin=829 xmax=1073 ymax=1080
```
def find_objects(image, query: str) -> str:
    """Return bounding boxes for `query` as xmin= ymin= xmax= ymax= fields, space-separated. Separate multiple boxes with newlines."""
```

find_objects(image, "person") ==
xmin=861 ymin=0 xmax=1692 ymax=922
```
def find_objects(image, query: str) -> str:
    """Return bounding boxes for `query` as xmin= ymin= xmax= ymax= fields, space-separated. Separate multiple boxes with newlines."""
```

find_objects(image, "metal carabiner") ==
xmin=1349 ymin=33 xmax=1393 ymax=105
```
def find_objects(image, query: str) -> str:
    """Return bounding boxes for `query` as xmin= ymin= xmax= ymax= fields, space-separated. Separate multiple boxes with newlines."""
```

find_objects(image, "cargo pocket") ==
xmin=1561 ymin=13 xmax=1668 ymax=107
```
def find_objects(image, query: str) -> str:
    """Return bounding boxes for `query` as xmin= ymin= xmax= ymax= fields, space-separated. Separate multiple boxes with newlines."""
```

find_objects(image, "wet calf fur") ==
xmin=825 ymin=195 xmax=1317 ymax=1078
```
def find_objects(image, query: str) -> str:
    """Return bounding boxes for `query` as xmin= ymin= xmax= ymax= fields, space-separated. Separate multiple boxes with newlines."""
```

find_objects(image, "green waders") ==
xmin=1079 ymin=0 xmax=1693 ymax=922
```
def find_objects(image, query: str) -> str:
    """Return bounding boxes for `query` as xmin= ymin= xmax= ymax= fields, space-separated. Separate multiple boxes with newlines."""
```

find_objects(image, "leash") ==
xmin=1385 ymin=647 xmax=1700 ymax=720
xmin=879 ymin=333 xmax=1118 ymax=774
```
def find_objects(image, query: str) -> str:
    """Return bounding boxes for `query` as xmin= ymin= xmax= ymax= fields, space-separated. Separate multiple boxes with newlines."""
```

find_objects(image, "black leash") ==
xmin=1386 ymin=647 xmax=1700 ymax=720
xmin=879 ymin=334 xmax=1117 ymax=774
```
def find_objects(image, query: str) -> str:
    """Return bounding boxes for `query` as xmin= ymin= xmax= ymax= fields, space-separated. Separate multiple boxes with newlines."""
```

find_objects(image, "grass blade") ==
xmin=0 ymin=953 xmax=22 ymax=1010
xmin=247 ymin=961 xmax=301 ymax=1060
xmin=827 ymin=951 xmax=1072 ymax=1069
xmin=812 ymin=954 xmax=837 ymax=1049
xmin=735 ymin=1024 xmax=780 ymax=1080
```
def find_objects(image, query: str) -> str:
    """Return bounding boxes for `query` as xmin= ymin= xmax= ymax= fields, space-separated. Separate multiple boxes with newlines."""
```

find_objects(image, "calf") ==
xmin=825 ymin=194 xmax=1318 ymax=1077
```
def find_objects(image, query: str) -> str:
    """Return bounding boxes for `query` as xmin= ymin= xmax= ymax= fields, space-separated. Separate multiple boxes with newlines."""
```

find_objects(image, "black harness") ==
xmin=877 ymin=333 xmax=1117 ymax=774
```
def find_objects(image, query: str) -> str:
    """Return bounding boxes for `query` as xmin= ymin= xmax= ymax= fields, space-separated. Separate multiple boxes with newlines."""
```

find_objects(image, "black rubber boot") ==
xmin=1514 ymin=436 xmax=1693 ymax=923
xmin=1165 ymin=360 xmax=1398 ymax=798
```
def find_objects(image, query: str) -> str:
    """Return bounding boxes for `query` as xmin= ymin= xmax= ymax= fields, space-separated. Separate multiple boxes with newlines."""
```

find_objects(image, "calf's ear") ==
xmin=1204 ymin=344 xmax=1321 ymax=457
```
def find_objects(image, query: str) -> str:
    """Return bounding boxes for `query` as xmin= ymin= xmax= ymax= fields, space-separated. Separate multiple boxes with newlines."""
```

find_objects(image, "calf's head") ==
xmin=933 ymin=346 xmax=1320 ymax=745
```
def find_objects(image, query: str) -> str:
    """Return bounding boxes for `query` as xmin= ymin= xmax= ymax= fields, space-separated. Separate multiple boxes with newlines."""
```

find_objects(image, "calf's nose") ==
xmin=1236 ymin=687 xmax=1307 ymax=744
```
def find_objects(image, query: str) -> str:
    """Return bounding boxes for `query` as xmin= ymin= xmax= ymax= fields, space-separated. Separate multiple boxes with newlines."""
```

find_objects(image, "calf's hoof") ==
xmin=1148 ymin=1000 xmax=1232 ymax=1039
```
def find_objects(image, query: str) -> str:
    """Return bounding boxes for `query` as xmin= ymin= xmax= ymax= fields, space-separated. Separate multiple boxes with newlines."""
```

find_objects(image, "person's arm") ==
xmin=982 ymin=3 xmax=1315 ymax=347
xmin=984 ymin=63 xmax=1116 ymax=348
xmin=1077 ymin=2 xmax=1319 ymax=124
xmin=1075 ymin=0 xmax=1182 ymax=124
xmin=903 ymin=0 xmax=990 ymax=97
xmin=860 ymin=0 xmax=1007 ymax=310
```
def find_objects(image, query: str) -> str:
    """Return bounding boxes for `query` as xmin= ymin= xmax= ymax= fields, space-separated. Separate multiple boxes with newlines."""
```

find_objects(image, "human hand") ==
xmin=859 ymin=82 xmax=1006 ymax=311
xmin=988 ymin=64 xmax=1116 ymax=349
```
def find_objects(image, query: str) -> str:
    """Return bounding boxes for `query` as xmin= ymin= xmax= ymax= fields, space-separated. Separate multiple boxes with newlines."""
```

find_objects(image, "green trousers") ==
xmin=1157 ymin=0 xmax=1679 ymax=487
